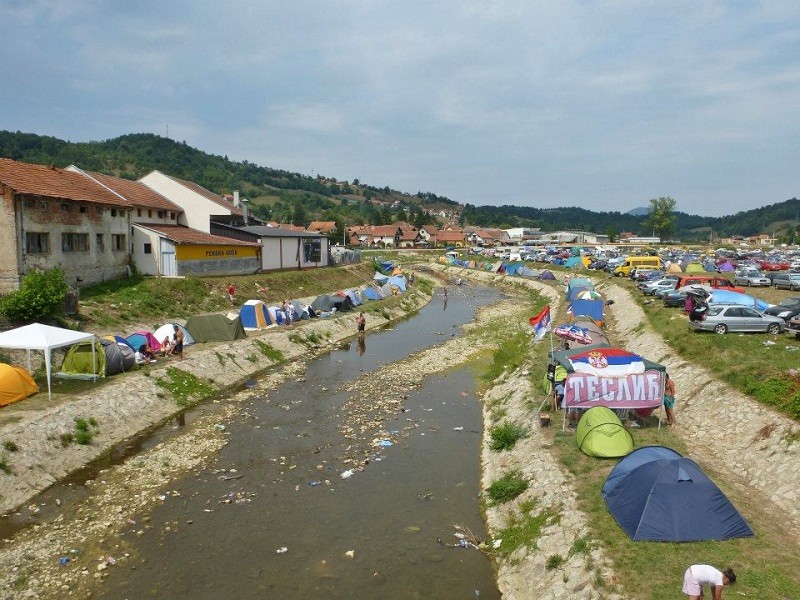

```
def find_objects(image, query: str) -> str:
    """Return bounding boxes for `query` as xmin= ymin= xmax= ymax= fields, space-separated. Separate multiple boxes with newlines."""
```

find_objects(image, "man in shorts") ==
xmin=682 ymin=564 xmax=736 ymax=599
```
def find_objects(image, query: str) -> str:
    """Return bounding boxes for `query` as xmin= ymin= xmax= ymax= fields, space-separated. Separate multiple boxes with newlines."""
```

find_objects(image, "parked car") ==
xmin=663 ymin=290 xmax=688 ymax=307
xmin=689 ymin=304 xmax=785 ymax=335
xmin=758 ymin=260 xmax=790 ymax=271
xmin=764 ymin=297 xmax=800 ymax=322
xmin=639 ymin=278 xmax=679 ymax=296
xmin=672 ymin=275 xmax=745 ymax=294
xmin=772 ymin=273 xmax=800 ymax=290
xmin=733 ymin=269 xmax=772 ymax=287
xmin=786 ymin=313 xmax=800 ymax=337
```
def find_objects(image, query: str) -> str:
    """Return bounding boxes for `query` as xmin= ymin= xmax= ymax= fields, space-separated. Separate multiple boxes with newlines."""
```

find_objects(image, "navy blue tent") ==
xmin=602 ymin=446 xmax=753 ymax=542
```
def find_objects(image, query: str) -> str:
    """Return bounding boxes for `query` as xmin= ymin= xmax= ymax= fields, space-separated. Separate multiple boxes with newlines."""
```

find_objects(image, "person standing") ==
xmin=173 ymin=324 xmax=184 ymax=360
xmin=227 ymin=282 xmax=236 ymax=305
xmin=663 ymin=373 xmax=677 ymax=428
xmin=682 ymin=565 xmax=736 ymax=599
xmin=355 ymin=312 xmax=366 ymax=338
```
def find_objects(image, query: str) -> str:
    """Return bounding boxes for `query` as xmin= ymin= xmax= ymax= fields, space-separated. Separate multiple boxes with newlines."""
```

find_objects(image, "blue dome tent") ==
xmin=602 ymin=446 xmax=753 ymax=542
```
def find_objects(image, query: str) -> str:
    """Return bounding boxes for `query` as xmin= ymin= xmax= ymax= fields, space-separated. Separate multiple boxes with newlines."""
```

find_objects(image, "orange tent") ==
xmin=0 ymin=364 xmax=39 ymax=407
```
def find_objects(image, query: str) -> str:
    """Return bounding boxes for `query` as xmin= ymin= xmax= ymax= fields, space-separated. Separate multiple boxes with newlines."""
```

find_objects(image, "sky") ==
xmin=1 ymin=1 xmax=798 ymax=217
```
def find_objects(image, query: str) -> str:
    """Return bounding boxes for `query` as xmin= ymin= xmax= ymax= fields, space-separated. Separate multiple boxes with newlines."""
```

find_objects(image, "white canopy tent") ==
xmin=0 ymin=323 xmax=96 ymax=400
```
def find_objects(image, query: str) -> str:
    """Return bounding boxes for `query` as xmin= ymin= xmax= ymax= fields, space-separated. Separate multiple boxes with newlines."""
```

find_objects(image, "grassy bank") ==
xmin=71 ymin=262 xmax=377 ymax=332
xmin=536 ymin=288 xmax=800 ymax=598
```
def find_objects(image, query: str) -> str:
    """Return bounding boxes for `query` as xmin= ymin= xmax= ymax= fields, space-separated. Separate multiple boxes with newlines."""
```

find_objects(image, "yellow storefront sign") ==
xmin=176 ymin=244 xmax=259 ymax=260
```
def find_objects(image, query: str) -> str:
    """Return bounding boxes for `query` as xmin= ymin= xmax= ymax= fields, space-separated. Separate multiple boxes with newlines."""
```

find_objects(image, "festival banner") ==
xmin=564 ymin=370 xmax=664 ymax=409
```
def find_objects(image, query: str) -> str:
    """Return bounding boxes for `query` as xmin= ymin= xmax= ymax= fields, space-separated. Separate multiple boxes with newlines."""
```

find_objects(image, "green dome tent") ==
xmin=576 ymin=406 xmax=633 ymax=458
xmin=58 ymin=341 xmax=106 ymax=380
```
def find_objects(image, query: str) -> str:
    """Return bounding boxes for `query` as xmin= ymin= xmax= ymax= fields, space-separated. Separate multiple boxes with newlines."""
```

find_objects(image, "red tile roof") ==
xmin=75 ymin=169 xmax=182 ymax=212
xmin=437 ymin=231 xmax=466 ymax=242
xmin=308 ymin=221 xmax=336 ymax=233
xmin=0 ymin=158 xmax=128 ymax=207
xmin=139 ymin=224 xmax=260 ymax=246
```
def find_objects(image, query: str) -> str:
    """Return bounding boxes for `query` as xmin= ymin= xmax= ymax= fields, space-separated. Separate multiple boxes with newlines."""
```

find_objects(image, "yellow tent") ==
xmin=0 ymin=364 xmax=39 ymax=407
xmin=666 ymin=262 xmax=683 ymax=274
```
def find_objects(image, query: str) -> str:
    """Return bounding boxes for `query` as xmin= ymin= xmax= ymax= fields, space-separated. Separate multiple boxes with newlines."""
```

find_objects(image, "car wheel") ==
xmin=714 ymin=324 xmax=728 ymax=334
xmin=767 ymin=323 xmax=781 ymax=335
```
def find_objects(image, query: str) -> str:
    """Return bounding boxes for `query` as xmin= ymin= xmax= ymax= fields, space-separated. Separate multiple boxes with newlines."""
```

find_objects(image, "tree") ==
xmin=1 ymin=268 xmax=68 ymax=323
xmin=605 ymin=224 xmax=617 ymax=243
xmin=642 ymin=196 xmax=677 ymax=241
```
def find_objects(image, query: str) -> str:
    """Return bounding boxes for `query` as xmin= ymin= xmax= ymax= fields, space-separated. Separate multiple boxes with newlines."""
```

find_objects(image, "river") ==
xmin=90 ymin=285 xmax=502 ymax=599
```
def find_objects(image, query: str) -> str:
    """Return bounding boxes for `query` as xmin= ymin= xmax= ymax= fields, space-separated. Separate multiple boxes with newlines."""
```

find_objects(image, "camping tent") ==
xmin=685 ymin=262 xmax=705 ymax=273
xmin=0 ymin=364 xmax=39 ymax=407
xmin=58 ymin=341 xmax=107 ymax=380
xmin=539 ymin=270 xmax=556 ymax=280
xmin=362 ymin=287 xmax=382 ymax=301
xmin=568 ymin=299 xmax=605 ymax=325
xmin=185 ymin=314 xmax=247 ymax=342
xmin=387 ymin=275 xmax=407 ymax=292
xmin=576 ymin=407 xmax=634 ymax=458
xmin=152 ymin=323 xmax=196 ymax=348
xmin=665 ymin=262 xmax=683 ymax=274
xmin=103 ymin=341 xmax=136 ymax=375
xmin=549 ymin=344 xmax=665 ymax=412
xmin=602 ymin=446 xmax=754 ymax=542
xmin=240 ymin=300 xmax=270 ymax=330
xmin=0 ymin=323 xmax=96 ymax=399
xmin=126 ymin=331 xmax=161 ymax=352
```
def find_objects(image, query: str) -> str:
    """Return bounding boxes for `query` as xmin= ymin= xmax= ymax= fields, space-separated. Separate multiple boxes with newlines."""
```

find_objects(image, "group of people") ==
xmin=134 ymin=324 xmax=184 ymax=365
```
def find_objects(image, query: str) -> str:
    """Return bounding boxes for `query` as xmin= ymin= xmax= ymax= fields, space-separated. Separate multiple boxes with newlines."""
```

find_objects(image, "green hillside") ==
xmin=1 ymin=130 xmax=797 ymax=241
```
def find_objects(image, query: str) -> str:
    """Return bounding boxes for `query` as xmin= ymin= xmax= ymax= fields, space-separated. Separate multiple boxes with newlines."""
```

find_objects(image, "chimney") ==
xmin=233 ymin=190 xmax=240 ymax=208
xmin=242 ymin=198 xmax=250 ymax=225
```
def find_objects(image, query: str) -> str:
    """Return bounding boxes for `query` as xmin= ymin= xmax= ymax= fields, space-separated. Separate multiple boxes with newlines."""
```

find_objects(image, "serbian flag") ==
xmin=568 ymin=347 xmax=645 ymax=377
xmin=529 ymin=305 xmax=551 ymax=342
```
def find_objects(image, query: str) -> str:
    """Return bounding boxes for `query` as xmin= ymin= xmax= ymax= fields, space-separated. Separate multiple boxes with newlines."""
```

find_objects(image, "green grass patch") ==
xmin=0 ymin=456 xmax=12 ymax=475
xmin=481 ymin=330 xmax=529 ymax=382
xmin=545 ymin=554 xmax=565 ymax=570
xmin=3 ymin=440 xmax=18 ymax=452
xmin=254 ymin=340 xmax=284 ymax=362
xmin=155 ymin=367 xmax=216 ymax=408
xmin=489 ymin=420 xmax=528 ymax=451
xmin=486 ymin=469 xmax=529 ymax=504
xmin=494 ymin=498 xmax=558 ymax=557
xmin=549 ymin=415 xmax=800 ymax=598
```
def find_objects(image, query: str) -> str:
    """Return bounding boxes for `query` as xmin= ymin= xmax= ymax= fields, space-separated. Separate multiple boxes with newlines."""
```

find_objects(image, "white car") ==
xmin=733 ymin=269 xmax=772 ymax=287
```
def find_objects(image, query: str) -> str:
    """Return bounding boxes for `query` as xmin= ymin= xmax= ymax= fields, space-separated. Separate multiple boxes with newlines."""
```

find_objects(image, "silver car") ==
xmin=690 ymin=304 xmax=785 ymax=335
xmin=732 ymin=269 xmax=771 ymax=287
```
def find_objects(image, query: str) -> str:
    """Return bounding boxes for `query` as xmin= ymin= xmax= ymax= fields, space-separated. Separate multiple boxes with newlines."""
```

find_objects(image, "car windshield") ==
xmin=779 ymin=298 xmax=800 ymax=308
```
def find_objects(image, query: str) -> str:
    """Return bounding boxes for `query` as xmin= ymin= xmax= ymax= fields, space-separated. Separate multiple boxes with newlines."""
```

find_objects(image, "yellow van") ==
xmin=613 ymin=256 xmax=662 ymax=277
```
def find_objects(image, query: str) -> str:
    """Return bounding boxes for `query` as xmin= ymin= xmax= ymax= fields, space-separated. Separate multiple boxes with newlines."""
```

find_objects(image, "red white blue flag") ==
xmin=568 ymin=347 xmax=645 ymax=377
xmin=529 ymin=305 xmax=551 ymax=342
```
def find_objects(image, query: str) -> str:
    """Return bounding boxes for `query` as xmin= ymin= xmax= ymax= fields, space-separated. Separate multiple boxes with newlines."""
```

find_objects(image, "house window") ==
xmin=157 ymin=211 xmax=164 ymax=219
xmin=25 ymin=232 xmax=49 ymax=254
xmin=168 ymin=211 xmax=175 ymax=220
xmin=79 ymin=206 xmax=86 ymax=213
xmin=110 ymin=208 xmax=117 ymax=217
xmin=62 ymin=233 xmax=89 ymax=252
xmin=96 ymin=233 xmax=104 ymax=251
xmin=60 ymin=202 xmax=70 ymax=212
xmin=148 ymin=210 xmax=152 ymax=218
xmin=144 ymin=243 xmax=152 ymax=254
xmin=137 ymin=209 xmax=142 ymax=217
xmin=40 ymin=201 xmax=48 ymax=210
xmin=112 ymin=234 xmax=126 ymax=252
xmin=24 ymin=200 xmax=33 ymax=209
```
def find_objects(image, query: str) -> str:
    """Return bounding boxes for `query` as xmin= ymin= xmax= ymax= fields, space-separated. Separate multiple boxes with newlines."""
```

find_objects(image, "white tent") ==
xmin=0 ymin=323 xmax=95 ymax=399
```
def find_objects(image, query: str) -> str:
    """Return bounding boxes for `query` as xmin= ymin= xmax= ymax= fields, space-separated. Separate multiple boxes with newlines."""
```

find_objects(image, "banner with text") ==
xmin=564 ymin=370 xmax=664 ymax=409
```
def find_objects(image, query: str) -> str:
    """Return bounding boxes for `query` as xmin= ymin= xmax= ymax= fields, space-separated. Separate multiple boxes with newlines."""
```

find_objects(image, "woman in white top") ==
xmin=683 ymin=564 xmax=736 ymax=599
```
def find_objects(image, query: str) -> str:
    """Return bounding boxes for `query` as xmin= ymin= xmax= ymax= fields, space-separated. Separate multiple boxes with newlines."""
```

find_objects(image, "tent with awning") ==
xmin=0 ymin=323 xmax=96 ymax=399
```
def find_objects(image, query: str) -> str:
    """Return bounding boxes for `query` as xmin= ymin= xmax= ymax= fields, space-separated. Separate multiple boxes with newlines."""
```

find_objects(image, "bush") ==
xmin=0 ymin=268 xmax=68 ymax=323
xmin=489 ymin=421 xmax=528 ymax=451
xmin=487 ymin=469 xmax=528 ymax=504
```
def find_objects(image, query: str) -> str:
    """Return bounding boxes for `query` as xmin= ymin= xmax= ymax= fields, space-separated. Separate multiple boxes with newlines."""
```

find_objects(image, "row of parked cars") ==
xmin=634 ymin=268 xmax=800 ymax=335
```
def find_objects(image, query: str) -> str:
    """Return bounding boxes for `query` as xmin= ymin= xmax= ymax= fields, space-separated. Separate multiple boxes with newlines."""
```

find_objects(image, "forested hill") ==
xmin=0 ymin=130 xmax=797 ymax=241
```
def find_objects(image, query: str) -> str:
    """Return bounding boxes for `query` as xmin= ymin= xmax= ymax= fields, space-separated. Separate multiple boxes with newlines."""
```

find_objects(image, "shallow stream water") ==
xmin=12 ymin=285 xmax=504 ymax=599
